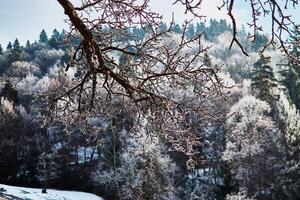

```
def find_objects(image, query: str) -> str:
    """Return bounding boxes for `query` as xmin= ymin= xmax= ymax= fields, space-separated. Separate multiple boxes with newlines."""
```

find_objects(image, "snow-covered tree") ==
xmin=7 ymin=61 xmax=40 ymax=77
xmin=277 ymin=90 xmax=300 ymax=144
xmin=34 ymin=49 xmax=64 ymax=74
xmin=223 ymin=95 xmax=289 ymax=199
xmin=96 ymin=117 xmax=178 ymax=200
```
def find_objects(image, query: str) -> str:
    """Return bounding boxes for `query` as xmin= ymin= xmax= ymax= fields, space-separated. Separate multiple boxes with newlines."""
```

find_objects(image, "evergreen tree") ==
xmin=251 ymin=33 xmax=268 ymax=51
xmin=26 ymin=40 xmax=31 ymax=48
xmin=196 ymin=22 xmax=205 ymax=34
xmin=186 ymin=23 xmax=195 ymax=39
xmin=158 ymin=22 xmax=168 ymax=33
xmin=251 ymin=54 xmax=277 ymax=103
xmin=219 ymin=19 xmax=231 ymax=33
xmin=206 ymin=19 xmax=219 ymax=40
xmin=132 ymin=26 xmax=145 ymax=41
xmin=39 ymin=29 xmax=48 ymax=44
xmin=52 ymin=29 xmax=60 ymax=40
xmin=171 ymin=23 xmax=182 ymax=34
xmin=48 ymin=29 xmax=60 ymax=49
xmin=279 ymin=64 xmax=300 ymax=109
xmin=279 ymin=25 xmax=300 ymax=109
xmin=0 ymin=44 xmax=3 ymax=55
xmin=206 ymin=19 xmax=231 ymax=41
xmin=289 ymin=25 xmax=300 ymax=70
xmin=12 ymin=38 xmax=22 ymax=60
xmin=122 ymin=27 xmax=132 ymax=42
xmin=215 ymin=162 xmax=238 ymax=199
xmin=0 ymin=79 xmax=19 ymax=104
xmin=6 ymin=42 xmax=12 ymax=50
xmin=13 ymin=38 xmax=20 ymax=50
xmin=48 ymin=38 xmax=58 ymax=49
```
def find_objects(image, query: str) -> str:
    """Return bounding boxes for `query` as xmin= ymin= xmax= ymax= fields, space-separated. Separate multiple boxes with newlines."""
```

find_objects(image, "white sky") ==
xmin=0 ymin=0 xmax=299 ymax=47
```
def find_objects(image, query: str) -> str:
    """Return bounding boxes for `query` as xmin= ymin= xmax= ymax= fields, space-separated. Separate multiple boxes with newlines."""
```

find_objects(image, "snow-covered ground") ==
xmin=0 ymin=184 xmax=103 ymax=200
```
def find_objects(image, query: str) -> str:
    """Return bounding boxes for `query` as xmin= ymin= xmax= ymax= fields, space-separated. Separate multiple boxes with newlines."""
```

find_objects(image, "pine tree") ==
xmin=26 ymin=40 xmax=31 ymax=48
xmin=39 ymin=29 xmax=48 ymax=44
xmin=186 ymin=23 xmax=195 ymax=39
xmin=12 ymin=38 xmax=22 ymax=60
xmin=132 ymin=26 xmax=145 ymax=41
xmin=171 ymin=23 xmax=182 ymax=34
xmin=52 ymin=29 xmax=60 ymax=40
xmin=13 ymin=38 xmax=20 ymax=50
xmin=196 ymin=22 xmax=205 ymax=34
xmin=206 ymin=19 xmax=219 ymax=40
xmin=251 ymin=33 xmax=268 ymax=51
xmin=251 ymin=54 xmax=277 ymax=103
xmin=6 ymin=42 xmax=12 ymax=50
xmin=278 ymin=25 xmax=300 ymax=109
xmin=279 ymin=64 xmax=300 ymax=109
xmin=158 ymin=22 xmax=168 ymax=33
xmin=0 ymin=44 xmax=3 ymax=55
xmin=48 ymin=38 xmax=58 ymax=49
xmin=0 ymin=79 xmax=19 ymax=104
xmin=48 ymin=29 xmax=60 ymax=49
xmin=289 ymin=25 xmax=300 ymax=71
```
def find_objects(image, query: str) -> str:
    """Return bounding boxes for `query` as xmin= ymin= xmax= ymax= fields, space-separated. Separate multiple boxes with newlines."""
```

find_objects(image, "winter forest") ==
xmin=0 ymin=0 xmax=300 ymax=200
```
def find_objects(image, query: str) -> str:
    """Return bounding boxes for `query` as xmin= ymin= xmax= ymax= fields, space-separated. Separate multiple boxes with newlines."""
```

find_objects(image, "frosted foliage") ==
xmin=153 ymin=32 xmax=204 ymax=56
xmin=224 ymin=95 xmax=276 ymax=161
xmin=120 ymin=137 xmax=177 ymax=199
xmin=86 ymin=116 xmax=108 ymax=130
xmin=215 ymin=32 xmax=233 ymax=51
xmin=35 ymin=49 xmax=64 ymax=61
xmin=7 ymin=61 xmax=40 ymax=77
xmin=49 ymin=64 xmax=76 ymax=80
xmin=226 ymin=191 xmax=255 ymax=200
xmin=223 ymin=95 xmax=285 ymax=198
xmin=31 ymin=65 xmax=74 ymax=94
xmin=18 ymin=104 xmax=32 ymax=120
xmin=277 ymin=90 xmax=300 ymax=142
xmin=228 ymin=95 xmax=271 ymax=119
xmin=96 ymin=117 xmax=178 ymax=200
xmin=209 ymin=32 xmax=249 ymax=60
xmin=160 ymin=33 xmax=182 ymax=50
xmin=264 ymin=49 xmax=284 ymax=79
xmin=41 ymin=64 xmax=72 ymax=92
xmin=34 ymin=76 xmax=52 ymax=93
xmin=241 ymin=79 xmax=252 ymax=96
xmin=208 ymin=33 xmax=258 ymax=83
xmin=185 ymin=168 xmax=222 ymax=200
xmin=16 ymin=73 xmax=38 ymax=94
xmin=1 ymin=98 xmax=14 ymax=114
xmin=225 ymin=52 xmax=258 ymax=82
xmin=219 ymin=72 xmax=239 ymax=94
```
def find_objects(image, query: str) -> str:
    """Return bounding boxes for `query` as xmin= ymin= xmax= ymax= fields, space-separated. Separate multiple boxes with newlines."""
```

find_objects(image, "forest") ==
xmin=0 ymin=0 xmax=300 ymax=200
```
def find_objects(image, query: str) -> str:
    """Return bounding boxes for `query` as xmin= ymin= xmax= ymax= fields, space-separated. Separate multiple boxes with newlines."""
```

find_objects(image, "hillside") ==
xmin=0 ymin=18 xmax=300 ymax=199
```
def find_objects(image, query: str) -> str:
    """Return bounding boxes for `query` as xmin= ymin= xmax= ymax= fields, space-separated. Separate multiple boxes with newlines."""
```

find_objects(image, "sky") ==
xmin=0 ymin=0 xmax=300 ymax=47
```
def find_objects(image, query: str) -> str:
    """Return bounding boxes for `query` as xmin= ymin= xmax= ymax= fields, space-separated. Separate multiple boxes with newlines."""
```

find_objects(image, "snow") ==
xmin=0 ymin=184 xmax=103 ymax=200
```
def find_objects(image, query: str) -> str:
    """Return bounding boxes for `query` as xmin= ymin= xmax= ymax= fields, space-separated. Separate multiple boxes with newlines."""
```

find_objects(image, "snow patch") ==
xmin=0 ymin=184 xmax=103 ymax=200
